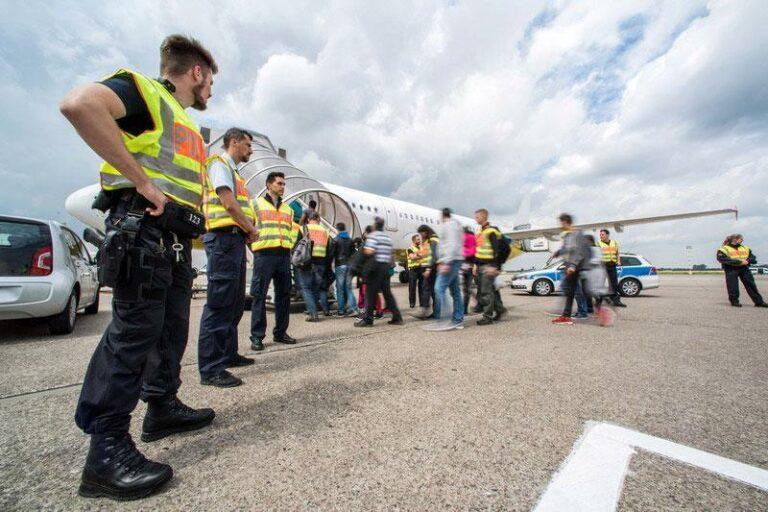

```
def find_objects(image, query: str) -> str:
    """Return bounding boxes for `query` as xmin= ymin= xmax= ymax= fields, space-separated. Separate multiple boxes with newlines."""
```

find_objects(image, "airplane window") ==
xmin=351 ymin=202 xmax=355 ymax=208
xmin=367 ymin=206 xmax=371 ymax=211
xmin=374 ymin=207 xmax=378 ymax=213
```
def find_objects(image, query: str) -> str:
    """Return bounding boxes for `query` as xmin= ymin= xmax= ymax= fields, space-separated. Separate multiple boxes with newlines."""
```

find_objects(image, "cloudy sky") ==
xmin=1 ymin=0 xmax=766 ymax=267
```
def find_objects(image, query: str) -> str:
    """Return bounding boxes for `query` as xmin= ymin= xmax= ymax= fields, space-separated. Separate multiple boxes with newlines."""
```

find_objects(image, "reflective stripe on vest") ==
xmin=99 ymin=69 xmax=205 ymax=210
xmin=719 ymin=244 xmax=750 ymax=260
xmin=307 ymin=224 xmax=329 ymax=258
xmin=203 ymin=154 xmax=255 ymax=230
xmin=420 ymin=236 xmax=440 ymax=267
xmin=407 ymin=244 xmax=422 ymax=269
xmin=598 ymin=239 xmax=619 ymax=263
xmin=475 ymin=226 xmax=501 ymax=260
xmin=251 ymin=196 xmax=294 ymax=251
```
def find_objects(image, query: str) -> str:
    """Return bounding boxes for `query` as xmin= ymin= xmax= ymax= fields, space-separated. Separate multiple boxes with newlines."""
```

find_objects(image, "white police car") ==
xmin=510 ymin=253 xmax=660 ymax=297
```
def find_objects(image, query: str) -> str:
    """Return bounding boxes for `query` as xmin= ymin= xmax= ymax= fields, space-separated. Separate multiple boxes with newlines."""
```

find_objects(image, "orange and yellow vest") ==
xmin=475 ymin=225 xmax=501 ymax=261
xmin=202 ymin=154 xmax=255 ymax=230
xmin=718 ymin=244 xmax=750 ymax=260
xmin=250 ymin=196 xmax=294 ymax=251
xmin=306 ymin=223 xmax=330 ymax=258
xmin=99 ymin=69 xmax=206 ymax=210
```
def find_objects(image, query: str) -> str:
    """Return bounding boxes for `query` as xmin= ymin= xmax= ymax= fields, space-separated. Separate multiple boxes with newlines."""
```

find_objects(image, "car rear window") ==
xmin=0 ymin=220 xmax=52 ymax=276
xmin=620 ymin=256 xmax=642 ymax=266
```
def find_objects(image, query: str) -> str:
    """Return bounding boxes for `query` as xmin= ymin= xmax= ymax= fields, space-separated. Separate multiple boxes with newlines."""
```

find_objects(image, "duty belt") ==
xmin=209 ymin=226 xmax=246 ymax=235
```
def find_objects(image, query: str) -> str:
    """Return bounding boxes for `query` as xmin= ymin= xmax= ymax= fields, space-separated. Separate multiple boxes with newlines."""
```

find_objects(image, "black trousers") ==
xmin=724 ymin=267 xmax=764 ymax=305
xmin=197 ymin=231 xmax=246 ymax=378
xmin=250 ymin=252 xmax=291 ymax=340
xmin=419 ymin=265 xmax=437 ymax=309
xmin=408 ymin=267 xmax=423 ymax=307
xmin=461 ymin=264 xmax=474 ymax=314
xmin=364 ymin=262 xmax=402 ymax=323
xmin=75 ymin=202 xmax=194 ymax=435
xmin=605 ymin=263 xmax=620 ymax=302
xmin=561 ymin=270 xmax=581 ymax=317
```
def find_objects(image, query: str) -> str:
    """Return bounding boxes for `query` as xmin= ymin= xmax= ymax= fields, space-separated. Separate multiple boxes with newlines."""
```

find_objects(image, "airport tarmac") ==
xmin=1 ymin=274 xmax=767 ymax=511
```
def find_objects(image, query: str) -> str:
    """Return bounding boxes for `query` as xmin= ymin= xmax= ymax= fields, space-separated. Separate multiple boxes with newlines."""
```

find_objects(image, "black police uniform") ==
xmin=75 ymin=75 xmax=213 ymax=438
xmin=717 ymin=244 xmax=766 ymax=306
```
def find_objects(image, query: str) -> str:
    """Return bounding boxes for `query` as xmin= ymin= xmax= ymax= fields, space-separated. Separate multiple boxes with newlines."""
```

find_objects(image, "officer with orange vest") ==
xmin=249 ymin=171 xmax=298 ymax=350
xmin=297 ymin=212 xmax=333 ymax=321
xmin=717 ymin=234 xmax=767 ymax=307
xmin=197 ymin=128 xmax=260 ymax=388
xmin=598 ymin=229 xmax=626 ymax=307
xmin=60 ymin=35 xmax=217 ymax=500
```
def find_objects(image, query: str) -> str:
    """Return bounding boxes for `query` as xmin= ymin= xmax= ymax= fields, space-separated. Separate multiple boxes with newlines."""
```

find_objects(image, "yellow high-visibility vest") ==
xmin=250 ymin=196 xmax=294 ymax=251
xmin=202 ymin=154 xmax=255 ymax=230
xmin=407 ymin=244 xmax=422 ymax=269
xmin=475 ymin=225 xmax=501 ymax=261
xmin=420 ymin=235 xmax=440 ymax=267
xmin=306 ymin=223 xmax=329 ymax=258
xmin=99 ymin=69 xmax=206 ymax=210
xmin=718 ymin=244 xmax=750 ymax=260
xmin=598 ymin=239 xmax=619 ymax=263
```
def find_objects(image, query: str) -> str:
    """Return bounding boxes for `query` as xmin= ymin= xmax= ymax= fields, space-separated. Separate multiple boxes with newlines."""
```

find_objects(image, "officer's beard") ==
xmin=191 ymin=83 xmax=208 ymax=111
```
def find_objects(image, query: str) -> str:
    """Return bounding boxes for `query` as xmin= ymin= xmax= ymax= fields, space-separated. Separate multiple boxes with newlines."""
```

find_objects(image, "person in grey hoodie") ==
xmin=425 ymin=208 xmax=465 ymax=330
xmin=552 ymin=213 xmax=592 ymax=324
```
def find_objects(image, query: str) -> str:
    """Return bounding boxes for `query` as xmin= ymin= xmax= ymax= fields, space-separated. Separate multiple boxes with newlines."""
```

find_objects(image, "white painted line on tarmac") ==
xmin=534 ymin=421 xmax=768 ymax=512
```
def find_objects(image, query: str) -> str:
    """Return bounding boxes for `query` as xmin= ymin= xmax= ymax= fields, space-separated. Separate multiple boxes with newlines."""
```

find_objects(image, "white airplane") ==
xmin=65 ymin=127 xmax=738 ymax=275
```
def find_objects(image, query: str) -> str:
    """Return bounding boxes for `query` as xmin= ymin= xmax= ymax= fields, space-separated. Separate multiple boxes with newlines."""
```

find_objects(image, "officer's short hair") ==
xmin=442 ymin=207 xmax=452 ymax=218
xmin=309 ymin=212 xmax=320 ymax=221
xmin=475 ymin=208 xmax=488 ymax=216
xmin=336 ymin=222 xmax=346 ymax=232
xmin=222 ymin=128 xmax=252 ymax=149
xmin=374 ymin=217 xmax=385 ymax=231
xmin=160 ymin=34 xmax=218 ymax=76
xmin=309 ymin=200 xmax=317 ymax=209
xmin=266 ymin=171 xmax=285 ymax=185
xmin=600 ymin=228 xmax=610 ymax=236
xmin=559 ymin=213 xmax=573 ymax=225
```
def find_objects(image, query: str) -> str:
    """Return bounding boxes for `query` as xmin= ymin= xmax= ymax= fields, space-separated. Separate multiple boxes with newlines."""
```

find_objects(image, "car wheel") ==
xmin=49 ymin=290 xmax=78 ymax=335
xmin=84 ymin=288 xmax=100 ymax=315
xmin=619 ymin=278 xmax=641 ymax=297
xmin=399 ymin=270 xmax=409 ymax=284
xmin=532 ymin=279 xmax=554 ymax=296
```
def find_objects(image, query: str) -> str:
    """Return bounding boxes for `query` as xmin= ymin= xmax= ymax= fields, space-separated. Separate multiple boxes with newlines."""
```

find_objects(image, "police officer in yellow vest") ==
xmin=407 ymin=234 xmax=424 ymax=308
xmin=474 ymin=208 xmax=507 ymax=325
xmin=249 ymin=171 xmax=298 ymax=349
xmin=417 ymin=225 xmax=440 ymax=318
xmin=60 ymin=35 xmax=217 ymax=500
xmin=297 ymin=213 xmax=333 ymax=321
xmin=197 ymin=128 xmax=259 ymax=388
xmin=598 ymin=229 xmax=626 ymax=307
xmin=717 ymin=234 xmax=767 ymax=307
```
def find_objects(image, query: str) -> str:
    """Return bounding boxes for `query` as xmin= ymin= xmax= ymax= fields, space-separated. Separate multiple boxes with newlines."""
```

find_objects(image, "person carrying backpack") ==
xmin=473 ymin=208 xmax=508 ymax=325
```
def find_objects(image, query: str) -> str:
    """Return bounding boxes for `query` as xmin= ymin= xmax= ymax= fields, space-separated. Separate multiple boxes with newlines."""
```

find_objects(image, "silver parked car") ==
xmin=0 ymin=215 xmax=100 ymax=334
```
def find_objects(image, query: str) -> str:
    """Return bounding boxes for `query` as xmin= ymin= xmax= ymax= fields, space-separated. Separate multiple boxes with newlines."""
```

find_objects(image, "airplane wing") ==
xmin=504 ymin=208 xmax=738 ymax=240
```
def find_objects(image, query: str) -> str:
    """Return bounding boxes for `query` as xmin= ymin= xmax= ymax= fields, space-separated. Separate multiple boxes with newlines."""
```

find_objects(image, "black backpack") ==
xmin=496 ymin=230 xmax=512 ymax=263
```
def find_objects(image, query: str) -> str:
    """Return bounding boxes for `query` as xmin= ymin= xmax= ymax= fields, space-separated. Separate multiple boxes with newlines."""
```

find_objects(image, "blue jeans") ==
xmin=335 ymin=265 xmax=357 ymax=313
xmin=434 ymin=260 xmax=464 ymax=323
xmin=299 ymin=264 xmax=328 ymax=315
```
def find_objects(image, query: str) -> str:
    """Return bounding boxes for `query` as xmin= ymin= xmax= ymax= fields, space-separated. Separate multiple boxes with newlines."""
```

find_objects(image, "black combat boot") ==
xmin=79 ymin=433 xmax=172 ymax=501
xmin=141 ymin=396 xmax=215 ymax=442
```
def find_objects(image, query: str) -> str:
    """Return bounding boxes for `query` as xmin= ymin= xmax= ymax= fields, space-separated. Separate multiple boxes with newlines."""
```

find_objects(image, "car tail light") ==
xmin=650 ymin=267 xmax=657 ymax=275
xmin=30 ymin=246 xmax=53 ymax=276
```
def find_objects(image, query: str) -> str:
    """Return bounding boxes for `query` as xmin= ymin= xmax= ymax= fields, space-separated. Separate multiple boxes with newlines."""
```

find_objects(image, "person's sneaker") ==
xmin=552 ymin=316 xmax=574 ymax=325
xmin=374 ymin=311 xmax=384 ymax=319
xmin=494 ymin=307 xmax=508 ymax=321
xmin=250 ymin=338 xmax=265 ymax=351
xmin=614 ymin=302 xmax=627 ymax=308
xmin=274 ymin=334 xmax=297 ymax=344
xmin=354 ymin=319 xmax=373 ymax=327
xmin=388 ymin=318 xmax=404 ymax=326
xmin=79 ymin=433 xmax=172 ymax=501
xmin=573 ymin=313 xmax=589 ymax=320
xmin=306 ymin=314 xmax=320 ymax=322
xmin=141 ymin=396 xmax=216 ymax=442
xmin=755 ymin=303 xmax=768 ymax=308
xmin=476 ymin=317 xmax=494 ymax=326
xmin=323 ymin=310 xmax=332 ymax=317
xmin=200 ymin=370 xmax=242 ymax=388
xmin=226 ymin=354 xmax=255 ymax=368
xmin=451 ymin=322 xmax=465 ymax=330
xmin=731 ymin=302 xmax=742 ymax=307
